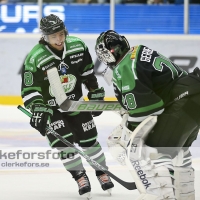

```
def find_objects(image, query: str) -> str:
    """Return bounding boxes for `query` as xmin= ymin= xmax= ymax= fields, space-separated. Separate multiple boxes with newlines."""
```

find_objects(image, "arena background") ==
xmin=1 ymin=2 xmax=200 ymax=200
xmin=0 ymin=2 xmax=200 ymax=105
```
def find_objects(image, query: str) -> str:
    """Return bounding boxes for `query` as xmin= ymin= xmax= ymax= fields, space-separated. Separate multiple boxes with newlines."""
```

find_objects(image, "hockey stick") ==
xmin=17 ymin=105 xmax=137 ymax=191
xmin=47 ymin=67 xmax=122 ymax=112
xmin=59 ymin=99 xmax=122 ymax=112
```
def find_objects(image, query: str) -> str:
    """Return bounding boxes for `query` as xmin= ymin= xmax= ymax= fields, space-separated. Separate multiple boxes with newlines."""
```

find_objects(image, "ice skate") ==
xmin=97 ymin=173 xmax=114 ymax=195
xmin=74 ymin=171 xmax=91 ymax=199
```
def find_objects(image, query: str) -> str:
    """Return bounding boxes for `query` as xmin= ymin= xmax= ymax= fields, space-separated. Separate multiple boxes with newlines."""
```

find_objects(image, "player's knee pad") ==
xmin=126 ymin=145 xmax=175 ymax=200
xmin=173 ymin=149 xmax=195 ymax=200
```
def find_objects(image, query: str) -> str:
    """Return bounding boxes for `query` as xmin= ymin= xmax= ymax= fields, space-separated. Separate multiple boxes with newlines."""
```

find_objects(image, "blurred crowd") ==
xmin=0 ymin=0 xmax=200 ymax=4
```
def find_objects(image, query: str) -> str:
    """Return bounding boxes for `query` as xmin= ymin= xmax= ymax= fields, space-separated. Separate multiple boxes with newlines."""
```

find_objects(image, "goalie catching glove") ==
xmin=30 ymin=103 xmax=53 ymax=136
xmin=87 ymin=87 xmax=105 ymax=117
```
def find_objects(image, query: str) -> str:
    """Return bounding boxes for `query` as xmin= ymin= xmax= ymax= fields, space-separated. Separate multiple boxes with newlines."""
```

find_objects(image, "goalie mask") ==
xmin=40 ymin=14 xmax=68 ymax=38
xmin=95 ymin=30 xmax=130 ymax=85
xmin=95 ymin=30 xmax=130 ymax=70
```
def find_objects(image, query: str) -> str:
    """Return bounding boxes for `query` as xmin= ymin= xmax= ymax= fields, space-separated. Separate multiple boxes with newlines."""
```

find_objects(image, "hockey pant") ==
xmin=46 ymin=111 xmax=108 ymax=177
xmin=145 ymin=75 xmax=200 ymax=157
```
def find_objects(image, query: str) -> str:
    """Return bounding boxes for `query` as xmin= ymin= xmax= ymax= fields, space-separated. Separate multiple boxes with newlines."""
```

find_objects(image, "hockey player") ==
xmin=95 ymin=30 xmax=200 ymax=200
xmin=21 ymin=15 xmax=114 ymax=198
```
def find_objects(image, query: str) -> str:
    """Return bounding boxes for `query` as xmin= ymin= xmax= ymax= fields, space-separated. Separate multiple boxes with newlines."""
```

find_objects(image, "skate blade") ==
xmin=106 ymin=189 xmax=112 ymax=196
xmin=82 ymin=192 xmax=92 ymax=199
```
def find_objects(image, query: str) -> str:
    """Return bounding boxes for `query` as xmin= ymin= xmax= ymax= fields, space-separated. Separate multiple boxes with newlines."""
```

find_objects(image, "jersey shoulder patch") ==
xmin=24 ymin=44 xmax=46 ymax=71
xmin=66 ymin=36 xmax=87 ymax=50
xmin=130 ymin=46 xmax=139 ymax=60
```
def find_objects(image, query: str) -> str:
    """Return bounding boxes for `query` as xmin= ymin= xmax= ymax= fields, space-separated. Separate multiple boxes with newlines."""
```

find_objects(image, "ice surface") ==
xmin=0 ymin=105 xmax=200 ymax=200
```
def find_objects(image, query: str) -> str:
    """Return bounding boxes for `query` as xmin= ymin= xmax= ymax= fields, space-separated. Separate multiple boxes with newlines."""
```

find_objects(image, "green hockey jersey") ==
xmin=21 ymin=36 xmax=95 ymax=110
xmin=113 ymin=45 xmax=188 ymax=127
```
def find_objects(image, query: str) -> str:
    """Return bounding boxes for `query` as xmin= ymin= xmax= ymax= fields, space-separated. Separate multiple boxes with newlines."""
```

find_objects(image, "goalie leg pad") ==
xmin=106 ymin=142 xmax=126 ymax=165
xmin=107 ymin=115 xmax=157 ymax=165
xmin=174 ymin=167 xmax=195 ymax=200
xmin=125 ymin=146 xmax=175 ymax=200
xmin=126 ymin=116 xmax=157 ymax=160
xmin=173 ymin=148 xmax=195 ymax=200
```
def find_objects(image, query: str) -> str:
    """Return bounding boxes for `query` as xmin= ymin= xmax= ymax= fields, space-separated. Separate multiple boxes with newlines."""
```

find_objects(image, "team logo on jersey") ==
xmin=49 ymin=74 xmax=77 ymax=97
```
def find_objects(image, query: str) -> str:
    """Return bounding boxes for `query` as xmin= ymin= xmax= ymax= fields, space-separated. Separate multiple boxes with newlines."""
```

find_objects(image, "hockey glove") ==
xmin=87 ymin=87 xmax=105 ymax=117
xmin=30 ymin=103 xmax=53 ymax=136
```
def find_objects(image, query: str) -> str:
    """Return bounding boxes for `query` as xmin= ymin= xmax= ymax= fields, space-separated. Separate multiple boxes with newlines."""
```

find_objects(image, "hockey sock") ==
xmin=82 ymin=141 xmax=108 ymax=176
xmin=57 ymin=146 xmax=85 ymax=172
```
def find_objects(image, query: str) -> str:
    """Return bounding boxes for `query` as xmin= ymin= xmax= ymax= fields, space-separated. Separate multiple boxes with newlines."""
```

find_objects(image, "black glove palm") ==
xmin=87 ymin=87 xmax=105 ymax=117
xmin=30 ymin=104 xmax=53 ymax=136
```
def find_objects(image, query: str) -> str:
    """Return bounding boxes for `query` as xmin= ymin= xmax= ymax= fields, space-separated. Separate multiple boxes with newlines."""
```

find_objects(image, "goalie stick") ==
xmin=47 ymin=67 xmax=122 ymax=112
xmin=17 ymin=105 xmax=137 ymax=191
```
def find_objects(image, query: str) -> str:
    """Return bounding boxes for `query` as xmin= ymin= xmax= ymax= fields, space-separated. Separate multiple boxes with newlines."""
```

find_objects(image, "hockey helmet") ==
xmin=95 ymin=30 xmax=130 ymax=69
xmin=40 ymin=14 xmax=68 ymax=35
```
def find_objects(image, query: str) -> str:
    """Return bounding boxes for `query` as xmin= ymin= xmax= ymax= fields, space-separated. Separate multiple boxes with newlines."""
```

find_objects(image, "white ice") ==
xmin=0 ymin=105 xmax=200 ymax=200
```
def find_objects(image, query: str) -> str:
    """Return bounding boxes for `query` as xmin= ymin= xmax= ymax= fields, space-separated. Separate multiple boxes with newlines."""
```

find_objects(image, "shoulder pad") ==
xmin=66 ymin=36 xmax=87 ymax=49
xmin=25 ymin=44 xmax=52 ymax=71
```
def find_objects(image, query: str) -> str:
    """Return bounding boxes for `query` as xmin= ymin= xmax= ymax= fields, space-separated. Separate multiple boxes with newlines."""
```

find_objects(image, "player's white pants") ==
xmin=173 ymin=148 xmax=195 ymax=200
